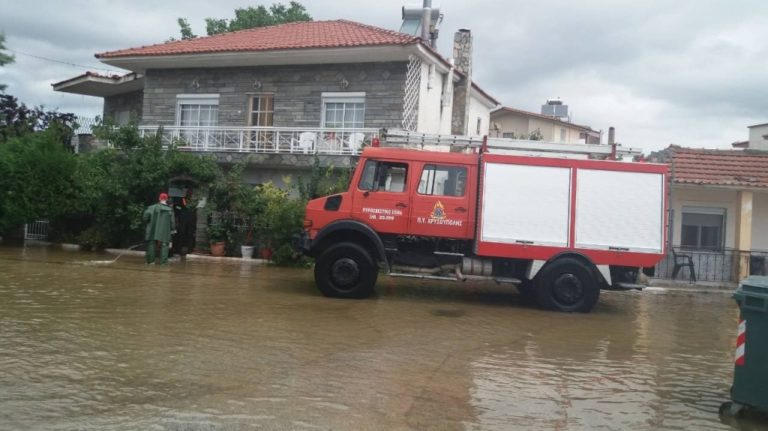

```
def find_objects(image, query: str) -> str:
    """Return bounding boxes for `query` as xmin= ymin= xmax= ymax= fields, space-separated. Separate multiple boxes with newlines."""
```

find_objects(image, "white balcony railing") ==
xmin=138 ymin=126 xmax=379 ymax=155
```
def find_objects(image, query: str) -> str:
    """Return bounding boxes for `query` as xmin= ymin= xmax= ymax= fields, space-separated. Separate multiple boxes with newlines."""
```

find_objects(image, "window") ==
xmin=322 ymin=92 xmax=365 ymax=128
xmin=247 ymin=94 xmax=275 ymax=149
xmin=502 ymin=132 xmax=515 ymax=139
xmin=115 ymin=110 xmax=130 ymax=125
xmin=681 ymin=207 xmax=725 ymax=251
xmin=418 ymin=165 xmax=467 ymax=197
xmin=176 ymin=94 xmax=219 ymax=127
xmin=358 ymin=160 xmax=408 ymax=193
xmin=248 ymin=94 xmax=274 ymax=126
xmin=476 ymin=117 xmax=482 ymax=135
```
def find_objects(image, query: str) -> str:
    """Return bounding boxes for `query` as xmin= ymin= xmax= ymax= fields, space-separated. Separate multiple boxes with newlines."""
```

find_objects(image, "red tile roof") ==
xmin=97 ymin=20 xmax=420 ymax=58
xmin=670 ymin=145 xmax=768 ymax=188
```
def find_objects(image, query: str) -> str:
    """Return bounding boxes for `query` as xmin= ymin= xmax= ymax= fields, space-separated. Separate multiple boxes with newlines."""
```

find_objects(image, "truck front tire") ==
xmin=314 ymin=242 xmax=378 ymax=299
xmin=535 ymin=257 xmax=600 ymax=313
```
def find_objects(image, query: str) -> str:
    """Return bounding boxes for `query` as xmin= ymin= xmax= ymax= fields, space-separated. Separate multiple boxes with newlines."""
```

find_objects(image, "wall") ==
xmin=467 ymin=94 xmax=491 ymax=137
xmin=751 ymin=192 xmax=768 ymax=250
xmin=528 ymin=117 xmax=556 ymax=141
xmin=141 ymin=62 xmax=407 ymax=128
xmin=490 ymin=111 xmax=528 ymax=137
xmin=748 ymin=125 xmax=768 ymax=150
xmin=670 ymin=185 xmax=738 ymax=248
xmin=416 ymin=63 xmax=447 ymax=134
xmin=103 ymin=90 xmax=143 ymax=124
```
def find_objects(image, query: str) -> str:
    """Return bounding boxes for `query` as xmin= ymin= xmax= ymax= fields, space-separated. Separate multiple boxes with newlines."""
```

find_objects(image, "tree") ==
xmin=177 ymin=18 xmax=197 ymax=40
xmin=177 ymin=2 xmax=312 ymax=39
xmin=0 ymin=33 xmax=15 ymax=92
xmin=0 ymin=94 xmax=77 ymax=148
xmin=0 ymin=129 xmax=79 ymax=235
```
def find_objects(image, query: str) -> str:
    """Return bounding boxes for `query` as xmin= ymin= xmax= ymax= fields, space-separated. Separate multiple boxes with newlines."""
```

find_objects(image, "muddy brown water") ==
xmin=0 ymin=245 xmax=764 ymax=430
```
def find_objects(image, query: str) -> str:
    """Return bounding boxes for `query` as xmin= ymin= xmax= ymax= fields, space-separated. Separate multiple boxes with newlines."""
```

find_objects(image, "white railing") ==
xmin=138 ymin=126 xmax=379 ymax=155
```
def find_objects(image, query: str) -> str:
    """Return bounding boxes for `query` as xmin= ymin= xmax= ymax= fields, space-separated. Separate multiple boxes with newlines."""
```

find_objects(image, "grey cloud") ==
xmin=1 ymin=0 xmax=765 ymax=151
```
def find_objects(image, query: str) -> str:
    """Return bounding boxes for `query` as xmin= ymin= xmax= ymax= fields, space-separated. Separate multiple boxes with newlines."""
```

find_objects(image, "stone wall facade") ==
xmin=451 ymin=30 xmax=473 ymax=136
xmin=104 ymin=90 xmax=144 ymax=124
xmin=141 ymin=62 xmax=408 ymax=129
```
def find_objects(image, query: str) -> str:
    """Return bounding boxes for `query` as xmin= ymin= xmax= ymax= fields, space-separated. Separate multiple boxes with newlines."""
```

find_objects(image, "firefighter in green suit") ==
xmin=143 ymin=192 xmax=176 ymax=265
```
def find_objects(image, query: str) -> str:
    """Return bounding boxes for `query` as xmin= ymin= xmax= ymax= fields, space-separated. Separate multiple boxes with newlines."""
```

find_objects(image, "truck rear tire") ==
xmin=314 ymin=242 xmax=378 ymax=299
xmin=535 ymin=257 xmax=600 ymax=313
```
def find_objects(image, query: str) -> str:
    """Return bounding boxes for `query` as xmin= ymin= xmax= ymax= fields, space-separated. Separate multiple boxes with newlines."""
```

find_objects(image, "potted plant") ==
xmin=234 ymin=181 xmax=265 ymax=259
xmin=258 ymin=238 xmax=273 ymax=260
xmin=240 ymin=226 xmax=255 ymax=259
xmin=206 ymin=223 xmax=227 ymax=256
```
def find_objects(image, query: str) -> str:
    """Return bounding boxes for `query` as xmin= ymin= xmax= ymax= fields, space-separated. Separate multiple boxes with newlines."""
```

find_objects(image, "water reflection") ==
xmin=0 ymin=245 xmax=763 ymax=430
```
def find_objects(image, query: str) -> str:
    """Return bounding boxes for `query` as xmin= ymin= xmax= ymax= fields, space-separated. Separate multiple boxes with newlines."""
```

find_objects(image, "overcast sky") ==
xmin=1 ymin=0 xmax=765 ymax=152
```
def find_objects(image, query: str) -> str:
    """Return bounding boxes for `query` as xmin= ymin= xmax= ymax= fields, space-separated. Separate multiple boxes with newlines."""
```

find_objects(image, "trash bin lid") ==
xmin=738 ymin=275 xmax=768 ymax=297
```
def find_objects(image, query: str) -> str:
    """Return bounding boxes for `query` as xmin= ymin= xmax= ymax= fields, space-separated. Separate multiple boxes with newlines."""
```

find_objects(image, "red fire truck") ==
xmin=298 ymin=131 xmax=667 ymax=313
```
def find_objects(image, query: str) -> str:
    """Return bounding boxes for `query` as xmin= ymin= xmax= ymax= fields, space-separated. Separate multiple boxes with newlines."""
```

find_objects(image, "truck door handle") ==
xmin=396 ymin=202 xmax=408 ymax=208
xmin=454 ymin=207 xmax=467 ymax=213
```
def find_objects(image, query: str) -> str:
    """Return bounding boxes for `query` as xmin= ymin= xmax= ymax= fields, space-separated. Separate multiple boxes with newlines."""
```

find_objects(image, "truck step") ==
xmin=389 ymin=272 xmax=457 ymax=282
xmin=494 ymin=277 xmax=522 ymax=285
xmin=612 ymin=282 xmax=646 ymax=291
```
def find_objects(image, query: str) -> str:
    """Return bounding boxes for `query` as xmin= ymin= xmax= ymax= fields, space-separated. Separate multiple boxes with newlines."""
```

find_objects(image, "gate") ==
xmin=24 ymin=220 xmax=50 ymax=241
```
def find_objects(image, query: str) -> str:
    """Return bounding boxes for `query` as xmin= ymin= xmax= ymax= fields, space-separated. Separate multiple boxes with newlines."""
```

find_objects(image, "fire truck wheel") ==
xmin=315 ymin=242 xmax=378 ymax=299
xmin=535 ymin=258 xmax=600 ymax=313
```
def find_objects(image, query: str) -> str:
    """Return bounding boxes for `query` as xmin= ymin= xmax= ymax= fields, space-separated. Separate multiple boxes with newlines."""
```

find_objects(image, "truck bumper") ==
xmin=293 ymin=231 xmax=312 ymax=256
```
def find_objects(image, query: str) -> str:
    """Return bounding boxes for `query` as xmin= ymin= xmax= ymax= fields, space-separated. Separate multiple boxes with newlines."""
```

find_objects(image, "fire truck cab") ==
xmin=300 ymin=144 xmax=667 ymax=313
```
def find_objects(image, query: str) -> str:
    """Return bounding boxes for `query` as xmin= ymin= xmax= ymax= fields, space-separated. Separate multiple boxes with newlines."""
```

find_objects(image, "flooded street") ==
xmin=0 ymin=245 xmax=762 ymax=430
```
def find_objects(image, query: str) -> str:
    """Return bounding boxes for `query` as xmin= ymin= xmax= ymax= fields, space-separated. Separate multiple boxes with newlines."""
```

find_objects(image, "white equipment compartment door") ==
xmin=481 ymin=163 xmax=571 ymax=247
xmin=575 ymin=169 xmax=664 ymax=253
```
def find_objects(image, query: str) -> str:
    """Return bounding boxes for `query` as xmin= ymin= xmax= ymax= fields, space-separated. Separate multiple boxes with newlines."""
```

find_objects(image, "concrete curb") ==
xmin=104 ymin=248 xmax=270 ymax=265
xmin=649 ymin=278 xmax=736 ymax=291
xmin=645 ymin=286 xmax=734 ymax=295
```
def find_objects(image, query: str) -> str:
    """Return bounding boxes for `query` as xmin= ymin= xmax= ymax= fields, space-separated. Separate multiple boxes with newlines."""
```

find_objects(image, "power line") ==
xmin=4 ymin=48 xmax=123 ymax=74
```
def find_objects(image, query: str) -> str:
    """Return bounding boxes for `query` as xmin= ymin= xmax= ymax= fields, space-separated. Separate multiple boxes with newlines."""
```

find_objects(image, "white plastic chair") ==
xmin=347 ymin=132 xmax=365 ymax=154
xmin=296 ymin=132 xmax=316 ymax=154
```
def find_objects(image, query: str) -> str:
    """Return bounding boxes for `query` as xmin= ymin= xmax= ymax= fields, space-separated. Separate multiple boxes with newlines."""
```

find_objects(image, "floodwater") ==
xmin=0 ymin=245 xmax=764 ymax=431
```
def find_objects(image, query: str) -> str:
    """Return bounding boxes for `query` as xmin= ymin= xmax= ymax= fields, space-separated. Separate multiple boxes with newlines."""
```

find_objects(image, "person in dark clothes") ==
xmin=172 ymin=195 xmax=196 ymax=256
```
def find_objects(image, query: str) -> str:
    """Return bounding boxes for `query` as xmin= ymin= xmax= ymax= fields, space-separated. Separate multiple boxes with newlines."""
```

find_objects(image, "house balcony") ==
xmin=137 ymin=126 xmax=379 ymax=155
xmin=653 ymin=247 xmax=768 ymax=285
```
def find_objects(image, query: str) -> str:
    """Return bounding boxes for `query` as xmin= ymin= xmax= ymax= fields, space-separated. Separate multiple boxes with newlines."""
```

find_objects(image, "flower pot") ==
xmin=240 ymin=245 xmax=255 ymax=259
xmin=259 ymin=247 xmax=273 ymax=260
xmin=210 ymin=241 xmax=226 ymax=257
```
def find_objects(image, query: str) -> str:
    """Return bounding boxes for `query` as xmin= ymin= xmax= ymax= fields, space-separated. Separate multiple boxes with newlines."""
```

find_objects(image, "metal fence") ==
xmin=654 ymin=248 xmax=768 ymax=283
xmin=75 ymin=116 xmax=100 ymax=135
xmin=24 ymin=220 xmax=50 ymax=241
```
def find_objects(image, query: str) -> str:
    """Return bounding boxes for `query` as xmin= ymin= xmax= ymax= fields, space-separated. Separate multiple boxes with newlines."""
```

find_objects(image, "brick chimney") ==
xmin=451 ymin=29 xmax=472 ymax=135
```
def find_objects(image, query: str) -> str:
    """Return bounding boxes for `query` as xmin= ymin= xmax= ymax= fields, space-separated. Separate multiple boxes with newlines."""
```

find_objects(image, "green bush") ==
xmin=0 ymin=129 xmax=80 ymax=235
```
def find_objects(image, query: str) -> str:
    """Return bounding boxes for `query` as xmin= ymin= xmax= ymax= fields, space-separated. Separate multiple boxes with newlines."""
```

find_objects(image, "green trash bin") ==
xmin=730 ymin=276 xmax=768 ymax=414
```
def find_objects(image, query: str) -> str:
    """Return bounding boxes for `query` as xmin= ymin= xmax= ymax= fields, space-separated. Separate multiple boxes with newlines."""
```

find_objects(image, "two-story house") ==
xmin=53 ymin=19 xmax=498 ymax=187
